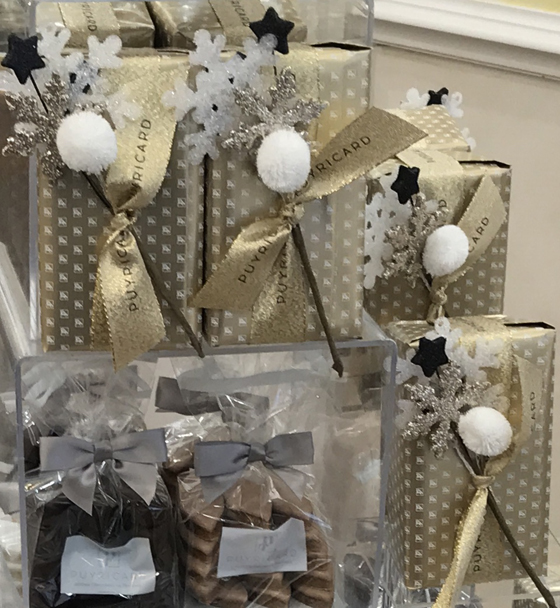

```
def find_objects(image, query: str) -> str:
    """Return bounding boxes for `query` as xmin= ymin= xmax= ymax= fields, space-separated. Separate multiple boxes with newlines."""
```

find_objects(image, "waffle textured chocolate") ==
xmin=179 ymin=476 xmax=248 ymax=608
xmin=179 ymin=470 xmax=334 ymax=608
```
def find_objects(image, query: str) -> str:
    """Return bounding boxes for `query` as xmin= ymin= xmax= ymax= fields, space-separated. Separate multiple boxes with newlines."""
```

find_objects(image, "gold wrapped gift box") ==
xmin=365 ymin=149 xmax=511 ymax=326
xmin=37 ymin=54 xmax=204 ymax=353
xmin=203 ymin=44 xmax=372 ymax=346
xmin=385 ymin=317 xmax=555 ymax=589
xmin=148 ymin=0 xmax=307 ymax=49
xmin=391 ymin=105 xmax=472 ymax=154
xmin=35 ymin=2 xmax=155 ymax=48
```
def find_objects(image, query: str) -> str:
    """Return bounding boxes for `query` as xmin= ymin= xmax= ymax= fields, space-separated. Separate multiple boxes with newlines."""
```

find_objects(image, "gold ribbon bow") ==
xmin=90 ymin=55 xmax=189 ymax=369
xmin=434 ymin=355 xmax=538 ymax=608
xmin=191 ymin=106 xmax=427 ymax=345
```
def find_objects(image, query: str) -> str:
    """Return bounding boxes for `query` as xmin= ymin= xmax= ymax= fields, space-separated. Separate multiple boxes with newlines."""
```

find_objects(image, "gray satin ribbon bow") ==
xmin=40 ymin=429 xmax=168 ymax=515
xmin=194 ymin=432 xmax=314 ymax=502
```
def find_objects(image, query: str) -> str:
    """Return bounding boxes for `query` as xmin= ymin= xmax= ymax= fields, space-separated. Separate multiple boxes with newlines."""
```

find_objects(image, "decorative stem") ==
xmin=30 ymin=74 xmax=48 ymax=113
xmin=291 ymin=223 xmax=344 ymax=377
xmin=454 ymin=431 xmax=556 ymax=608
xmin=83 ymin=173 xmax=205 ymax=359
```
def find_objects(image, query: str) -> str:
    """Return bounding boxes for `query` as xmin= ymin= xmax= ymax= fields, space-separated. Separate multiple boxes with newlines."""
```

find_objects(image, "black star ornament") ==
xmin=1 ymin=34 xmax=46 ymax=85
xmin=411 ymin=336 xmax=450 ymax=378
xmin=427 ymin=87 xmax=449 ymax=106
xmin=250 ymin=7 xmax=295 ymax=55
xmin=391 ymin=165 xmax=420 ymax=204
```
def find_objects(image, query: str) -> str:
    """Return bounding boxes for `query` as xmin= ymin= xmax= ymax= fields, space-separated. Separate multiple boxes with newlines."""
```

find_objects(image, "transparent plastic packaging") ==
xmin=294 ymin=0 xmax=374 ymax=46
xmin=155 ymin=339 xmax=394 ymax=608
xmin=146 ymin=0 xmax=373 ymax=49
xmin=0 ymin=0 xmax=28 ymax=52
xmin=17 ymin=333 xmax=396 ymax=608
xmin=34 ymin=2 xmax=156 ymax=48
xmin=0 ymin=549 xmax=23 ymax=608
xmin=18 ymin=361 xmax=180 ymax=608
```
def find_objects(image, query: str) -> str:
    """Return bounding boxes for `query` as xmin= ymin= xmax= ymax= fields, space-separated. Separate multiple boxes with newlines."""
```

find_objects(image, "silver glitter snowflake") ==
xmin=3 ymin=74 xmax=70 ymax=180
xmin=402 ymin=362 xmax=491 ymax=458
xmin=222 ymin=68 xmax=327 ymax=153
xmin=383 ymin=194 xmax=447 ymax=287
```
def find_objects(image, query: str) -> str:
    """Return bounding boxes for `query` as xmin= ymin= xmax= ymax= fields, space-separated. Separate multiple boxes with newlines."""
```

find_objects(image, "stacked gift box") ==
xmin=0 ymin=0 xmax=557 ymax=607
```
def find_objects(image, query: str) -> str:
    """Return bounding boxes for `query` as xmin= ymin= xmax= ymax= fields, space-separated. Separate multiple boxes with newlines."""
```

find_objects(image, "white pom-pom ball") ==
xmin=423 ymin=224 xmax=469 ymax=277
xmin=458 ymin=407 xmax=513 ymax=457
xmin=56 ymin=111 xmax=118 ymax=174
xmin=256 ymin=129 xmax=311 ymax=194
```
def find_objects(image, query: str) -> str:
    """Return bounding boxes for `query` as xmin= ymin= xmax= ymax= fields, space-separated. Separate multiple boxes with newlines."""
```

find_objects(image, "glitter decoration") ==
xmin=2 ymin=28 xmax=138 ymax=180
xmin=402 ymin=361 xmax=492 ymax=458
xmin=223 ymin=68 xmax=326 ymax=155
xmin=3 ymin=74 xmax=69 ymax=180
xmin=382 ymin=193 xmax=447 ymax=287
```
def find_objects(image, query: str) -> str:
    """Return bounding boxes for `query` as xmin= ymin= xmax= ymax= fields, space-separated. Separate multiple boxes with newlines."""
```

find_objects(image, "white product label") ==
xmin=217 ymin=518 xmax=307 ymax=578
xmin=60 ymin=537 xmax=156 ymax=596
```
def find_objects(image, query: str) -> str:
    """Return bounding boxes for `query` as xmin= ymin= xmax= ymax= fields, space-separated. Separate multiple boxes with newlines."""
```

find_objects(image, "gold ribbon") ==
xmin=387 ymin=148 xmax=507 ymax=322
xmin=59 ymin=2 xmax=120 ymax=47
xmin=208 ymin=0 xmax=265 ymax=45
xmin=427 ymin=174 xmax=506 ymax=321
xmin=433 ymin=348 xmax=539 ymax=608
xmin=191 ymin=106 xmax=426 ymax=342
xmin=90 ymin=55 xmax=187 ymax=369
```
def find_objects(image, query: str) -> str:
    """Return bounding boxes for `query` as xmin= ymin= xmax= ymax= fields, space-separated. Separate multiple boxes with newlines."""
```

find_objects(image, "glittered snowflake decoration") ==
xmin=222 ymin=68 xmax=326 ymax=154
xmin=4 ymin=73 xmax=69 ymax=180
xmin=382 ymin=193 xmax=447 ymax=287
xmin=2 ymin=29 xmax=138 ymax=179
xmin=396 ymin=322 xmax=508 ymax=457
xmin=402 ymin=361 xmax=492 ymax=458
xmin=162 ymin=31 xmax=277 ymax=164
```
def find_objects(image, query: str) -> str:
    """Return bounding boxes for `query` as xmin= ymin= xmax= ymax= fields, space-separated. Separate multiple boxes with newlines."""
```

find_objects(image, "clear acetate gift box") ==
xmin=14 ymin=326 xmax=396 ymax=608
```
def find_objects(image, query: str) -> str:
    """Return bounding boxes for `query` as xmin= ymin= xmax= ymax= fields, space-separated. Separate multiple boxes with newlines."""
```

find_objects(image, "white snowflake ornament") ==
xmin=400 ymin=87 xmax=430 ymax=110
xmin=162 ymin=78 xmax=196 ymax=122
xmin=162 ymin=30 xmax=277 ymax=165
xmin=87 ymin=35 xmax=123 ymax=70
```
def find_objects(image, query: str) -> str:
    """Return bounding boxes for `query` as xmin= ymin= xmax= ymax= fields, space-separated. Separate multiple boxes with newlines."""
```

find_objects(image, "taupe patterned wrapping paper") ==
xmin=203 ymin=46 xmax=371 ymax=347
xmin=385 ymin=317 xmax=555 ymax=590
xmin=365 ymin=157 xmax=511 ymax=326
xmin=148 ymin=0 xmax=306 ymax=49
xmin=38 ymin=57 xmax=204 ymax=353
xmin=35 ymin=2 xmax=155 ymax=48
xmin=391 ymin=106 xmax=471 ymax=153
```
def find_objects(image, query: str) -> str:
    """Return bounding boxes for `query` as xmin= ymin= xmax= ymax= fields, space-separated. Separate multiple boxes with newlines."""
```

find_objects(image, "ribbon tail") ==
xmin=91 ymin=218 xmax=166 ymax=370
xmin=427 ymin=276 xmax=448 ymax=322
xmin=434 ymin=487 xmax=489 ymax=608
xmin=190 ymin=216 xmax=292 ymax=312
xmin=271 ymin=467 xmax=309 ymax=501
xmin=427 ymin=176 xmax=506 ymax=321
xmin=62 ymin=464 xmax=98 ymax=516
xmin=118 ymin=462 xmax=159 ymax=506
xmin=200 ymin=471 xmax=244 ymax=505
xmin=250 ymin=237 xmax=307 ymax=344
